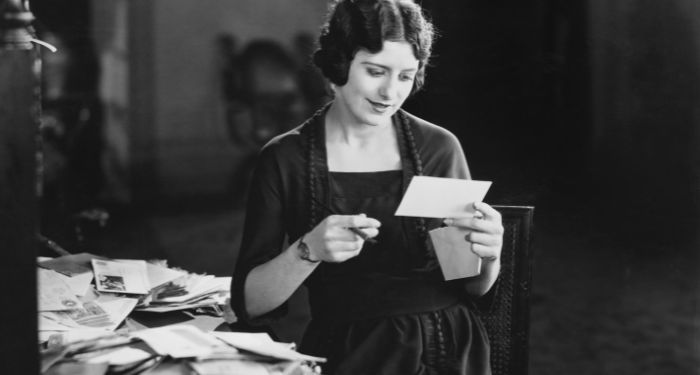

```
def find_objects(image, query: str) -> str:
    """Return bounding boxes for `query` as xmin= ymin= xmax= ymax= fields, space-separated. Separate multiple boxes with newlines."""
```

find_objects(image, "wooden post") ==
xmin=0 ymin=0 xmax=40 ymax=371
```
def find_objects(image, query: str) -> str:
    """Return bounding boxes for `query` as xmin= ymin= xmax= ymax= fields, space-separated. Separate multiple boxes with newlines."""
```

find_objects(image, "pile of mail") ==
xmin=37 ymin=253 xmax=231 ymax=344
xmin=37 ymin=253 xmax=326 ymax=374
xmin=41 ymin=324 xmax=325 ymax=374
xmin=137 ymin=271 xmax=231 ymax=314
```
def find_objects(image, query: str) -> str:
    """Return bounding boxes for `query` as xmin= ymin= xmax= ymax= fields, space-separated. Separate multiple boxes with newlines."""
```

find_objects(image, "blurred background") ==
xmin=23 ymin=0 xmax=700 ymax=373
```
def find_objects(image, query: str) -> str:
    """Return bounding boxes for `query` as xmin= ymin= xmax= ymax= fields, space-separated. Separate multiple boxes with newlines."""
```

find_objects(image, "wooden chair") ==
xmin=476 ymin=205 xmax=535 ymax=375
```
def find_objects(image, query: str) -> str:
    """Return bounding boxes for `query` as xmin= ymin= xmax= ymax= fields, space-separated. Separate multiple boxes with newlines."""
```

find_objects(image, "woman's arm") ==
xmin=244 ymin=237 xmax=320 ymax=318
xmin=231 ymin=136 xmax=377 ymax=322
xmin=244 ymin=214 xmax=381 ymax=318
xmin=463 ymin=255 xmax=501 ymax=297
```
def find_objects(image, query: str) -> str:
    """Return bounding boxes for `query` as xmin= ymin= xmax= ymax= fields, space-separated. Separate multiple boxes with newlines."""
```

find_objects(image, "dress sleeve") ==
xmin=421 ymin=124 xmax=471 ymax=180
xmin=230 ymin=145 xmax=289 ymax=325
xmin=442 ymin=132 xmax=471 ymax=180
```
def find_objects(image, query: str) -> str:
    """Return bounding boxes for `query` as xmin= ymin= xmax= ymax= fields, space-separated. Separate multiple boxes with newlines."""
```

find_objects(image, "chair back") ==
xmin=476 ymin=205 xmax=535 ymax=375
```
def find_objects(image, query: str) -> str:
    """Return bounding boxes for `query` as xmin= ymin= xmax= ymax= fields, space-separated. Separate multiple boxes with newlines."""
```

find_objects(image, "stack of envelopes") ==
xmin=136 ymin=273 xmax=231 ymax=314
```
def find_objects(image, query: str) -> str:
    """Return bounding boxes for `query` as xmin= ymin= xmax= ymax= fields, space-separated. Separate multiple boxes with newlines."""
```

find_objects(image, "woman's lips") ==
xmin=367 ymin=99 xmax=392 ymax=113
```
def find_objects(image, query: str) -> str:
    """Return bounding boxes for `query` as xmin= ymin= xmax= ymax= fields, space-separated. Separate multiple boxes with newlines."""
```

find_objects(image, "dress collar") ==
xmin=303 ymin=104 xmax=417 ymax=227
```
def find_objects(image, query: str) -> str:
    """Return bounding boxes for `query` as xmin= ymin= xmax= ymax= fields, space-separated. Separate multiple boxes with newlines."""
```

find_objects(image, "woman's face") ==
xmin=333 ymin=40 xmax=419 ymax=127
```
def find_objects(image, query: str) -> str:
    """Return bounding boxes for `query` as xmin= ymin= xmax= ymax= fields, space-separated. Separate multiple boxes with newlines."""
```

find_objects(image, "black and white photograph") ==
xmin=0 ymin=0 xmax=698 ymax=373
xmin=96 ymin=275 xmax=126 ymax=293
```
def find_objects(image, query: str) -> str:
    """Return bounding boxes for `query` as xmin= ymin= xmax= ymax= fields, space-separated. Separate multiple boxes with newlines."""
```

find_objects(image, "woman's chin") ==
xmin=361 ymin=111 xmax=396 ymax=127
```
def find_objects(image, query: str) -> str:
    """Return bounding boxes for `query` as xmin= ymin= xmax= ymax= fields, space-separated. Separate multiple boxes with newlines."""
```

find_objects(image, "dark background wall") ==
xmin=587 ymin=0 xmax=700 ymax=245
xmin=406 ymin=0 xmax=699 ymax=248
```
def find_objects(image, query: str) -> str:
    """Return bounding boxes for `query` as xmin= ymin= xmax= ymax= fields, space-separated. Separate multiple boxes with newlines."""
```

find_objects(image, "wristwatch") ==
xmin=298 ymin=234 xmax=320 ymax=263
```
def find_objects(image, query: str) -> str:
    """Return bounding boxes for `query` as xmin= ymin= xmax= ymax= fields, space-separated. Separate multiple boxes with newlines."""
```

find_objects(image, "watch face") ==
xmin=299 ymin=238 xmax=319 ymax=263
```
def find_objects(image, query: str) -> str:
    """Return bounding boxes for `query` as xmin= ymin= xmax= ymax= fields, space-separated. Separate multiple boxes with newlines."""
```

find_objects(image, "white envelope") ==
xmin=429 ymin=226 xmax=482 ymax=280
xmin=395 ymin=176 xmax=492 ymax=218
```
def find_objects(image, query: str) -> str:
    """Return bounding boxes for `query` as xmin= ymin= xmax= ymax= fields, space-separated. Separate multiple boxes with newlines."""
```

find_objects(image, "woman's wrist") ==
xmin=481 ymin=256 xmax=501 ymax=274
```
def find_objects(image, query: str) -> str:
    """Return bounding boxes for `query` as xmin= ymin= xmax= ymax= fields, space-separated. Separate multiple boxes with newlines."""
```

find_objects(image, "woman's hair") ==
xmin=313 ymin=0 xmax=435 ymax=94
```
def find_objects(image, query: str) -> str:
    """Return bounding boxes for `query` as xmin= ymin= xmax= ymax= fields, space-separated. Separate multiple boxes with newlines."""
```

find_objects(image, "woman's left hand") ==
xmin=444 ymin=202 xmax=503 ymax=261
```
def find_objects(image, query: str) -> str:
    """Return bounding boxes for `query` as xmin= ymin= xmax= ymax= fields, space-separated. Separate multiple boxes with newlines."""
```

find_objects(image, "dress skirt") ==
xmin=301 ymin=302 xmax=491 ymax=375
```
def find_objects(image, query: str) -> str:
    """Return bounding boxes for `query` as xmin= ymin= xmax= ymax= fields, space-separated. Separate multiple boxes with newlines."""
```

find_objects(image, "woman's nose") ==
xmin=378 ymin=77 xmax=397 ymax=100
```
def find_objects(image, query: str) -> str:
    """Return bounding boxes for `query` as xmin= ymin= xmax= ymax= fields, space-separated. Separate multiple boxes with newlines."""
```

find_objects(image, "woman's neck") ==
xmin=325 ymin=101 xmax=393 ymax=147
xmin=324 ymin=101 xmax=401 ymax=172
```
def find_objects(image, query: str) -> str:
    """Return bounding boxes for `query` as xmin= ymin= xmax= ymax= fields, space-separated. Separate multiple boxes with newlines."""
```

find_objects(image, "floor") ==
xmin=95 ymin=189 xmax=700 ymax=374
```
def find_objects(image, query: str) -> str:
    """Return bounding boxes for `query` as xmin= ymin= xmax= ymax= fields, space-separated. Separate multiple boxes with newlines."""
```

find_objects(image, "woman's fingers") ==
xmin=329 ymin=214 xmax=381 ymax=229
xmin=325 ymin=224 xmax=380 ymax=240
xmin=445 ymin=216 xmax=502 ymax=234
xmin=326 ymin=240 xmax=363 ymax=253
xmin=321 ymin=238 xmax=364 ymax=262
xmin=466 ymin=231 xmax=502 ymax=247
xmin=355 ymin=227 xmax=380 ymax=239
xmin=438 ymin=203 xmax=504 ymax=262
xmin=473 ymin=202 xmax=501 ymax=222
xmin=327 ymin=214 xmax=381 ymax=241
xmin=313 ymin=214 xmax=381 ymax=262
xmin=470 ymin=243 xmax=499 ymax=261
xmin=444 ymin=203 xmax=503 ymax=235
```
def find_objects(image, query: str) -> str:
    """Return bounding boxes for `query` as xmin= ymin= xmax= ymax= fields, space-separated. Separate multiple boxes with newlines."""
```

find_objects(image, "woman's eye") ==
xmin=399 ymin=75 xmax=415 ymax=82
xmin=367 ymin=68 xmax=384 ymax=77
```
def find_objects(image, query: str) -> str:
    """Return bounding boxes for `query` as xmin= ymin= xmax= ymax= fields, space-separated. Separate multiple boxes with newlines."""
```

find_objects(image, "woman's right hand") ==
xmin=303 ymin=214 xmax=381 ymax=262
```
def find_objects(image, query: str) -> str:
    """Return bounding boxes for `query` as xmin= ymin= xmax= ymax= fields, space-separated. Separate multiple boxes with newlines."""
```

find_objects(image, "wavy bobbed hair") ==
xmin=313 ymin=0 xmax=435 ymax=94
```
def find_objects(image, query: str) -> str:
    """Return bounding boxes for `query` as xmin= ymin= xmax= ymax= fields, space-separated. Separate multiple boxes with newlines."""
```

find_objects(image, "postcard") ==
xmin=37 ymin=268 xmax=82 ymax=311
xmin=92 ymin=259 xmax=150 ymax=295
xmin=395 ymin=176 xmax=492 ymax=218
xmin=40 ymin=296 xmax=137 ymax=332
xmin=116 ymin=259 xmax=186 ymax=290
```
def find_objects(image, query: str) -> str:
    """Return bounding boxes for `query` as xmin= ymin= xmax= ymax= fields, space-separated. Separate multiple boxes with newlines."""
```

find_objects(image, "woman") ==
xmin=231 ymin=0 xmax=503 ymax=373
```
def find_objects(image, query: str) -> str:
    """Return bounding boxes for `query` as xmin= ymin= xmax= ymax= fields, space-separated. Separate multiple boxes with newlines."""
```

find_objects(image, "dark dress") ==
xmin=231 ymin=108 xmax=491 ymax=375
